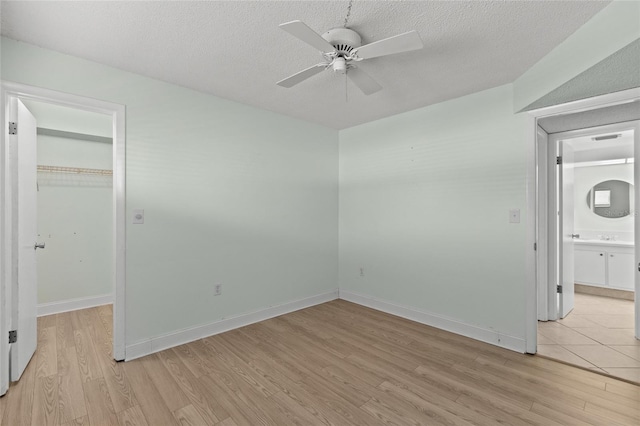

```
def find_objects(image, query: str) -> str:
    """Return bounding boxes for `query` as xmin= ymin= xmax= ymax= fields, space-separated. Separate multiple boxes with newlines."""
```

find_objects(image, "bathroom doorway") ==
xmin=538 ymin=122 xmax=640 ymax=383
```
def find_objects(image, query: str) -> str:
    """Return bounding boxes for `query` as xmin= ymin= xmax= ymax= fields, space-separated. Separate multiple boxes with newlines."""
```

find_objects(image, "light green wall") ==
xmin=1 ymin=37 xmax=339 ymax=345
xmin=3 ymin=0 xmax=636 ymax=353
xmin=514 ymin=0 xmax=640 ymax=112
xmin=339 ymin=84 xmax=527 ymax=339
xmin=36 ymin=134 xmax=113 ymax=304
xmin=338 ymin=2 xmax=639 ymax=345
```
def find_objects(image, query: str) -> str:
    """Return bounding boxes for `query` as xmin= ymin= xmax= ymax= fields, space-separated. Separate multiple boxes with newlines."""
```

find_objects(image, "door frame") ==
xmin=525 ymin=87 xmax=640 ymax=353
xmin=536 ymin=126 xmax=553 ymax=322
xmin=1 ymin=81 xmax=126 ymax=394
xmin=547 ymin=122 xmax=638 ymax=320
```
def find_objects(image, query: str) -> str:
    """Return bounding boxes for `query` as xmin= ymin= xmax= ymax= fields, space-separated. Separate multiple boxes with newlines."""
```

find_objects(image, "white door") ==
xmin=10 ymin=99 xmax=39 ymax=381
xmin=558 ymin=141 xmax=575 ymax=318
xmin=634 ymin=124 xmax=640 ymax=340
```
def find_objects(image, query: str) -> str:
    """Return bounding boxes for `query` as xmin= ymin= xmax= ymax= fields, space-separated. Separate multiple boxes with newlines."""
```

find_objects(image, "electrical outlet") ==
xmin=359 ymin=267 xmax=364 ymax=277
xmin=214 ymin=284 xmax=222 ymax=296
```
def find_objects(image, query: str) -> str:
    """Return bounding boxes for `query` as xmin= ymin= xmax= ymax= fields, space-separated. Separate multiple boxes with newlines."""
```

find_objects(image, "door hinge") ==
xmin=8 ymin=330 xmax=17 ymax=344
xmin=556 ymin=156 xmax=562 ymax=165
xmin=534 ymin=242 xmax=537 ymax=251
xmin=557 ymin=285 xmax=563 ymax=294
xmin=8 ymin=122 xmax=17 ymax=135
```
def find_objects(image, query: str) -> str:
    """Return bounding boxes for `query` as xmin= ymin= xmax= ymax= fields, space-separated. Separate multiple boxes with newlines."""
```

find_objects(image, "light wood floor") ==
xmin=1 ymin=300 xmax=639 ymax=425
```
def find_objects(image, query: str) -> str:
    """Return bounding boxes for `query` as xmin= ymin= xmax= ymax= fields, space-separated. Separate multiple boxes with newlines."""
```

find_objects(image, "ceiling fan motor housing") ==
xmin=322 ymin=27 xmax=362 ymax=57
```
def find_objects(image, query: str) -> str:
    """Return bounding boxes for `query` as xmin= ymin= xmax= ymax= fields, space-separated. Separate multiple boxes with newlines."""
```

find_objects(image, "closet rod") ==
xmin=37 ymin=165 xmax=113 ymax=176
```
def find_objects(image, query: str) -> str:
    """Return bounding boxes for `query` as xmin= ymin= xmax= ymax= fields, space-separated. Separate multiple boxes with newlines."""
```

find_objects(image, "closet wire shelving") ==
xmin=37 ymin=165 xmax=112 ymax=176
xmin=36 ymin=165 xmax=113 ymax=189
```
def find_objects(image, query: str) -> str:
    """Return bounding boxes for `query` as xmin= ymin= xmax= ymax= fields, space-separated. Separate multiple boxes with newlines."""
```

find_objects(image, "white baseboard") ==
xmin=126 ymin=289 xmax=339 ymax=361
xmin=339 ymin=290 xmax=526 ymax=353
xmin=125 ymin=287 xmax=525 ymax=361
xmin=37 ymin=294 xmax=113 ymax=317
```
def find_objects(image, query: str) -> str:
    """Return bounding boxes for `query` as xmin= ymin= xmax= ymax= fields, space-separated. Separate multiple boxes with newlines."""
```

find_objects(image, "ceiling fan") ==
xmin=277 ymin=20 xmax=424 ymax=95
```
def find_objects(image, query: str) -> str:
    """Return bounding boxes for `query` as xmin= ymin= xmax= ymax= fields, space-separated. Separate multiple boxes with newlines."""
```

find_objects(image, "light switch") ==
xmin=133 ymin=209 xmax=144 ymax=224
xmin=509 ymin=209 xmax=520 ymax=223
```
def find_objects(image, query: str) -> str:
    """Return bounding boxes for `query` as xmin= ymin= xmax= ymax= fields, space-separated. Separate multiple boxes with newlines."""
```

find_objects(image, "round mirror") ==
xmin=586 ymin=180 xmax=633 ymax=218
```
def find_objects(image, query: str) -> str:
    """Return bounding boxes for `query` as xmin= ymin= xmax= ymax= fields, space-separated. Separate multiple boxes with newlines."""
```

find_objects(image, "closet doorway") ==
xmin=28 ymin=100 xmax=115 ymax=316
xmin=0 ymin=82 xmax=125 ymax=396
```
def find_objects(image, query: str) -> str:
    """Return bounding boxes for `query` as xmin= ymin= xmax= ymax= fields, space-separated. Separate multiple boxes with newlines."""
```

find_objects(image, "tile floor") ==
xmin=538 ymin=292 xmax=640 ymax=383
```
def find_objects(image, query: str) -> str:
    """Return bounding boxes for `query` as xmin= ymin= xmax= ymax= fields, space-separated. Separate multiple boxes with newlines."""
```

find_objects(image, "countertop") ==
xmin=574 ymin=239 xmax=634 ymax=248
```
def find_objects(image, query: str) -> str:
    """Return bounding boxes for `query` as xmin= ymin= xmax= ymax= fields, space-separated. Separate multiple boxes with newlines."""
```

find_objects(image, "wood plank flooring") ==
xmin=1 ymin=300 xmax=639 ymax=425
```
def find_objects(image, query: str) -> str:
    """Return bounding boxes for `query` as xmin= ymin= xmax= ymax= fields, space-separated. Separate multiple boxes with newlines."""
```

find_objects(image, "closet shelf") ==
xmin=37 ymin=165 xmax=113 ymax=176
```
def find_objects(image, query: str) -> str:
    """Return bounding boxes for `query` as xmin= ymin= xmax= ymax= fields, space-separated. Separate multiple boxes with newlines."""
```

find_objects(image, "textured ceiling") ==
xmin=526 ymin=38 xmax=640 ymax=112
xmin=1 ymin=1 xmax=611 ymax=129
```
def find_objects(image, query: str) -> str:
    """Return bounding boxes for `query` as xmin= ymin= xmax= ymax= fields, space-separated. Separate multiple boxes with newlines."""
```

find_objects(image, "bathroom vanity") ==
xmin=574 ymin=240 xmax=634 ymax=290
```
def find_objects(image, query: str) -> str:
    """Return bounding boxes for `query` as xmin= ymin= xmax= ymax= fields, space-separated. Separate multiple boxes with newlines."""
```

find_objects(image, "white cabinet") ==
xmin=608 ymin=252 xmax=635 ymax=290
xmin=574 ymin=250 xmax=606 ymax=285
xmin=574 ymin=242 xmax=634 ymax=290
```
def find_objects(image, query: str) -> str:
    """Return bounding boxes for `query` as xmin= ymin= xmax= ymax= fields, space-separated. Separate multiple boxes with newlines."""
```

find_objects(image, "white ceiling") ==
xmin=567 ymin=129 xmax=634 ymax=163
xmin=1 ymin=1 xmax=610 ymax=129
xmin=539 ymin=100 xmax=639 ymax=163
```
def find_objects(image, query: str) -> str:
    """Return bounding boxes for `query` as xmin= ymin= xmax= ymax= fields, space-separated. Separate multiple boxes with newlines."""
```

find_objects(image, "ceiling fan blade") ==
xmin=277 ymin=64 xmax=327 ymax=88
xmin=355 ymin=30 xmax=423 ymax=59
xmin=347 ymin=67 xmax=382 ymax=95
xmin=279 ymin=20 xmax=336 ymax=53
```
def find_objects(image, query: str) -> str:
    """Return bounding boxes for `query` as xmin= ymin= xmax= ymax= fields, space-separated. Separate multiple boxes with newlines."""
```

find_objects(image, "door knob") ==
xmin=571 ymin=234 xmax=580 ymax=239
xmin=34 ymin=242 xmax=45 ymax=250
